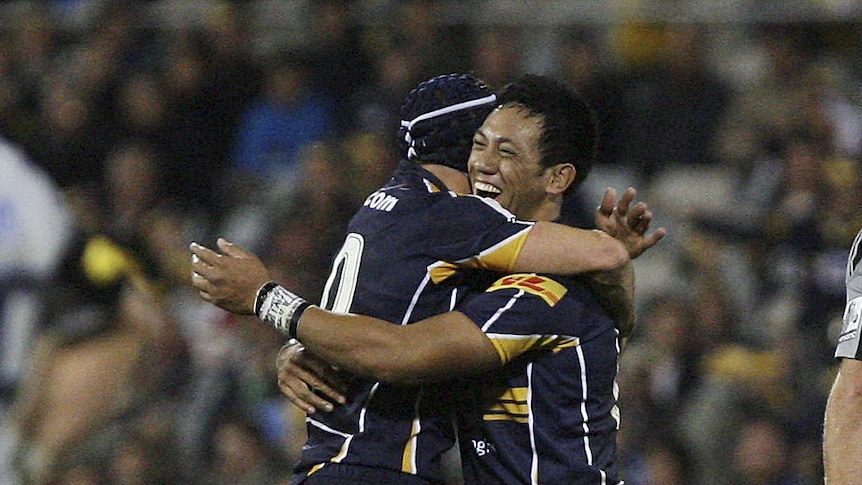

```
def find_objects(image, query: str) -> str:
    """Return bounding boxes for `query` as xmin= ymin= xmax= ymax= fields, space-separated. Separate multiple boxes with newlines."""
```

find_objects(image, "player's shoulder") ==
xmin=433 ymin=194 xmax=544 ymax=236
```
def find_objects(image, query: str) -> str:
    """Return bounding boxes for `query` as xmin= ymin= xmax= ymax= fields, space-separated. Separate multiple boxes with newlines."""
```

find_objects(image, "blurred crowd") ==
xmin=2 ymin=0 xmax=862 ymax=484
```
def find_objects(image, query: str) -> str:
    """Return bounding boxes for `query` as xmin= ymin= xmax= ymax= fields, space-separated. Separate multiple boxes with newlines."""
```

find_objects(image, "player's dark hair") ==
xmin=496 ymin=74 xmax=598 ymax=194
xmin=397 ymin=73 xmax=497 ymax=172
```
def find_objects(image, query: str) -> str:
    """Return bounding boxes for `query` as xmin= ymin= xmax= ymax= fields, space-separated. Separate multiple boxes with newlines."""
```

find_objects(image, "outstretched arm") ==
xmin=190 ymin=240 xmax=501 ymax=386
xmin=292 ymin=307 xmax=500 ymax=384
xmin=188 ymin=185 xmax=664 ymax=318
xmin=189 ymin=223 xmax=632 ymax=318
xmin=824 ymin=358 xmax=862 ymax=484
xmin=272 ymin=310 xmax=502 ymax=413
xmin=514 ymin=222 xmax=630 ymax=274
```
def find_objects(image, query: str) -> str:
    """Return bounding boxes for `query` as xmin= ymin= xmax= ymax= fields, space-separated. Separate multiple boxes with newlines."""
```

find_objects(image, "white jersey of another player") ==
xmin=835 ymin=229 xmax=862 ymax=359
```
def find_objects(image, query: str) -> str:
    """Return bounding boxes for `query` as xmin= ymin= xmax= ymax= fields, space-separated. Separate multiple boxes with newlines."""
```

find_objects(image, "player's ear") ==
xmin=547 ymin=163 xmax=576 ymax=196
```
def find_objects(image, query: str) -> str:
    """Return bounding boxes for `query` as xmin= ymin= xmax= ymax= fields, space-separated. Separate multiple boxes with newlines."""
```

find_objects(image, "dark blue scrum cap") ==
xmin=397 ymin=73 xmax=497 ymax=172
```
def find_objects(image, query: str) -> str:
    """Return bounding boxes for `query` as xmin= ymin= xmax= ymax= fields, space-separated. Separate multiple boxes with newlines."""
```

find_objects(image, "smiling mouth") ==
xmin=473 ymin=181 xmax=501 ymax=199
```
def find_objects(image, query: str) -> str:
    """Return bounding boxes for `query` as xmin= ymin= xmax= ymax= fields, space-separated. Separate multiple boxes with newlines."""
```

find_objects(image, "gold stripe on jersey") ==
xmin=487 ymin=333 xmax=580 ymax=365
xmin=422 ymin=178 xmax=442 ymax=193
xmin=483 ymin=387 xmax=529 ymax=423
xmin=485 ymin=273 xmax=568 ymax=306
xmin=401 ymin=415 xmax=420 ymax=474
xmin=428 ymin=229 xmax=532 ymax=284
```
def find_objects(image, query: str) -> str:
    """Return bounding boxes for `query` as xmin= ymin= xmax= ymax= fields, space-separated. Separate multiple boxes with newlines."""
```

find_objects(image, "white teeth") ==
xmin=474 ymin=181 xmax=501 ymax=194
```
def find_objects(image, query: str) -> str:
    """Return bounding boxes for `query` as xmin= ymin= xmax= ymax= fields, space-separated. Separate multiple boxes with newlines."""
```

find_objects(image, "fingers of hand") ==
xmin=276 ymin=341 xmax=304 ymax=367
xmin=286 ymin=352 xmax=348 ymax=404
xmin=618 ymin=188 xmax=636 ymax=213
xmin=598 ymin=188 xmax=616 ymax=213
xmin=629 ymin=201 xmax=647 ymax=219
xmin=190 ymin=245 xmax=222 ymax=283
xmin=285 ymin=353 xmax=330 ymax=389
xmin=283 ymin=364 xmax=340 ymax=411
xmin=189 ymin=242 xmax=221 ymax=265
xmin=278 ymin=377 xmax=321 ymax=414
xmin=612 ymin=208 xmax=628 ymax=229
xmin=622 ymin=202 xmax=649 ymax=230
xmin=596 ymin=205 xmax=614 ymax=216
xmin=630 ymin=208 xmax=651 ymax=232
xmin=647 ymin=227 xmax=668 ymax=247
xmin=217 ymin=238 xmax=247 ymax=260
xmin=190 ymin=265 xmax=213 ymax=293
xmin=191 ymin=269 xmax=212 ymax=294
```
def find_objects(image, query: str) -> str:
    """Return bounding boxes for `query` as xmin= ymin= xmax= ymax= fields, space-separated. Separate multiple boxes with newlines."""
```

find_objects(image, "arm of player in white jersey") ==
xmin=825 ymin=358 xmax=862 ymax=483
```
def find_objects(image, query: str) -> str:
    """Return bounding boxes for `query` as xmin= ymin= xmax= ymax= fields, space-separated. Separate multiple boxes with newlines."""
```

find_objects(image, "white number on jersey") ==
xmin=320 ymin=233 xmax=364 ymax=314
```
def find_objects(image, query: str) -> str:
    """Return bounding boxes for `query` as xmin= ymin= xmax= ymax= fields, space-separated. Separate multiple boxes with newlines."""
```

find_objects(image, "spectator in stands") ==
xmin=8 ymin=235 xmax=180 ymax=484
xmin=230 ymin=50 xmax=334 ymax=203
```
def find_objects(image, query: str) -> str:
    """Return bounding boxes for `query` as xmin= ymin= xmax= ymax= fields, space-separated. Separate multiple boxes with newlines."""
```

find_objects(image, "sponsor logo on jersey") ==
xmin=487 ymin=273 xmax=568 ymax=306
xmin=363 ymin=190 xmax=399 ymax=212
xmin=469 ymin=439 xmax=498 ymax=457
xmin=839 ymin=296 xmax=862 ymax=342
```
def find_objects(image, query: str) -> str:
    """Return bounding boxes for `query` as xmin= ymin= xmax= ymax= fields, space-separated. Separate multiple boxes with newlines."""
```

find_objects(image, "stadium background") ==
xmin=2 ymin=0 xmax=862 ymax=483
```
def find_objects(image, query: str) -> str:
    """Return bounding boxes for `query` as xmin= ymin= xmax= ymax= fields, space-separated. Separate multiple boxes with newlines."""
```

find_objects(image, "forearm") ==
xmin=584 ymin=262 xmax=635 ymax=338
xmin=295 ymin=307 xmax=499 ymax=384
xmin=515 ymin=222 xmax=629 ymax=275
xmin=298 ymin=307 xmax=434 ymax=383
xmin=256 ymin=283 xmax=500 ymax=384
xmin=825 ymin=360 xmax=862 ymax=483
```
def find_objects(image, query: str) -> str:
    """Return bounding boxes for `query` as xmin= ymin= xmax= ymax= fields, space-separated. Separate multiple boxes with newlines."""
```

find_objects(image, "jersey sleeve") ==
xmin=458 ymin=273 xmax=582 ymax=365
xmin=835 ymin=229 xmax=862 ymax=359
xmin=424 ymin=195 xmax=536 ymax=284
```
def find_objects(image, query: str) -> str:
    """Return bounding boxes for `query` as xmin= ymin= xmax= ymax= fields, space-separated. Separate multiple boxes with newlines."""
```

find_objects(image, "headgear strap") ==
xmin=400 ymin=94 xmax=497 ymax=159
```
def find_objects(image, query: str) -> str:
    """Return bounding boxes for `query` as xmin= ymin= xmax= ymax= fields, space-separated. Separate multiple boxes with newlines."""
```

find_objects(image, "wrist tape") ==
xmin=255 ymin=281 xmax=312 ymax=340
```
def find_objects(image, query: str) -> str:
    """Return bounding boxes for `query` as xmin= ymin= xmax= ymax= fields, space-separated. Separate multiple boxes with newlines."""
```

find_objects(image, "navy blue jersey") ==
xmin=295 ymin=160 xmax=537 ymax=482
xmin=835 ymin=228 xmax=862 ymax=359
xmin=456 ymin=273 xmax=622 ymax=485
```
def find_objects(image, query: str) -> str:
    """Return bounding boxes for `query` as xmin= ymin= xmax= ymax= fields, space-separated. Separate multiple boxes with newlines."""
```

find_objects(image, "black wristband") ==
xmin=288 ymin=300 xmax=312 ymax=340
xmin=255 ymin=281 xmax=278 ymax=316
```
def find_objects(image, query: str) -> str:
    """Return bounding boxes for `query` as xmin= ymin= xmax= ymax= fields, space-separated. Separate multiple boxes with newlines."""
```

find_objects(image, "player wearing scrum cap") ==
xmin=192 ymin=73 xmax=644 ymax=484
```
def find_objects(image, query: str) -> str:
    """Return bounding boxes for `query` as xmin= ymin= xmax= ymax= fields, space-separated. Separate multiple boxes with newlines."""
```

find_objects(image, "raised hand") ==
xmin=190 ymin=238 xmax=273 ymax=315
xmin=595 ymin=187 xmax=666 ymax=259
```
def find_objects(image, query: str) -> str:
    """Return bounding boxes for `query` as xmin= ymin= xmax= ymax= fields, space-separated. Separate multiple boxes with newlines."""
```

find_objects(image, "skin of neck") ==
xmin=423 ymin=164 xmax=471 ymax=194
xmin=526 ymin=196 xmax=562 ymax=223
